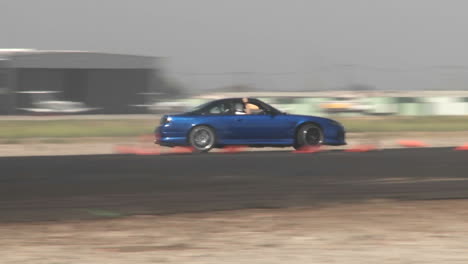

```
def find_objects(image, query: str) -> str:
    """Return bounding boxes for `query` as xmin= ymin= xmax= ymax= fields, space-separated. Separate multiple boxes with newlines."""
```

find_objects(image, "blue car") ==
xmin=155 ymin=98 xmax=346 ymax=152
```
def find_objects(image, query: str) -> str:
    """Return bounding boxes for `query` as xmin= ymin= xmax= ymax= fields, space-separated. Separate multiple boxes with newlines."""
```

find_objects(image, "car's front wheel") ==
xmin=294 ymin=123 xmax=323 ymax=150
xmin=189 ymin=125 xmax=216 ymax=152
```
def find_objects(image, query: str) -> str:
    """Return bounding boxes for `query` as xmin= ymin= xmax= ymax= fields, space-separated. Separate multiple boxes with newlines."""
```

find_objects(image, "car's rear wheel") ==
xmin=294 ymin=123 xmax=323 ymax=150
xmin=189 ymin=126 xmax=216 ymax=152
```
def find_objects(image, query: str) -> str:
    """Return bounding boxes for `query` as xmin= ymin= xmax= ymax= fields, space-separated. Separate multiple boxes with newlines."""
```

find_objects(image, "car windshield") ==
xmin=189 ymin=101 xmax=211 ymax=112
xmin=185 ymin=98 xmax=282 ymax=115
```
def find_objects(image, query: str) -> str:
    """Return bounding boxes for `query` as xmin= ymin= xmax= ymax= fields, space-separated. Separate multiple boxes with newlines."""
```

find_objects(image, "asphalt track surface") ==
xmin=1 ymin=148 xmax=468 ymax=222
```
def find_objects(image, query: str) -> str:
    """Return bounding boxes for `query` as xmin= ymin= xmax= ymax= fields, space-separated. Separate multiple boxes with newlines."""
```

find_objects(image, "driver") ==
xmin=242 ymin=97 xmax=260 ymax=115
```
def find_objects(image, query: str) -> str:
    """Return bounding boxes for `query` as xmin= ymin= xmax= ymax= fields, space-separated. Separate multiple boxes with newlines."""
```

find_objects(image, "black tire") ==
xmin=189 ymin=126 xmax=216 ymax=152
xmin=294 ymin=123 xmax=323 ymax=150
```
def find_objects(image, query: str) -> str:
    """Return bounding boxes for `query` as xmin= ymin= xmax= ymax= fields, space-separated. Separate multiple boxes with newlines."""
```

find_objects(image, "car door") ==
xmin=198 ymin=99 xmax=237 ymax=141
xmin=231 ymin=99 xmax=292 ymax=142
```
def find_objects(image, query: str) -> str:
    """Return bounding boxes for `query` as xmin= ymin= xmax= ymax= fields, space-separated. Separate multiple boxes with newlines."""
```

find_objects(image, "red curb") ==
xmin=114 ymin=145 xmax=137 ymax=154
xmin=454 ymin=144 xmax=468 ymax=151
xmin=221 ymin=145 xmax=248 ymax=153
xmin=397 ymin=140 xmax=429 ymax=148
xmin=345 ymin=145 xmax=378 ymax=152
xmin=292 ymin=146 xmax=322 ymax=154
xmin=169 ymin=146 xmax=195 ymax=154
xmin=134 ymin=148 xmax=161 ymax=155
xmin=115 ymin=145 xmax=162 ymax=155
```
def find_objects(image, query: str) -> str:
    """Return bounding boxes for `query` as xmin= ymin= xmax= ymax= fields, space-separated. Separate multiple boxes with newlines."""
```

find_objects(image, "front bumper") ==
xmin=154 ymin=126 xmax=188 ymax=147
xmin=154 ymin=126 xmax=161 ymax=144
xmin=324 ymin=126 xmax=346 ymax=146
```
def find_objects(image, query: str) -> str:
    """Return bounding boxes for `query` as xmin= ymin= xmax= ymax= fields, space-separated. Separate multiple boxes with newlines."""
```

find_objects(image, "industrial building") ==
xmin=0 ymin=49 xmax=161 ymax=114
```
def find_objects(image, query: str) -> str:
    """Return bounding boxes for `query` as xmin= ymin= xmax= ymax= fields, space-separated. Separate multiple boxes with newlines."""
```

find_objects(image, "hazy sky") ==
xmin=2 ymin=0 xmax=468 ymax=91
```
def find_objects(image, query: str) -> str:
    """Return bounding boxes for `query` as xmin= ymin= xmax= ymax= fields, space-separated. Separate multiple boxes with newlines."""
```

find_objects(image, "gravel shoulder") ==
xmin=1 ymin=199 xmax=468 ymax=264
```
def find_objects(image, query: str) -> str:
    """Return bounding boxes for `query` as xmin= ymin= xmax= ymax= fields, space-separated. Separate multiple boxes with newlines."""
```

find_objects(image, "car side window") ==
xmin=204 ymin=101 xmax=232 ymax=115
xmin=234 ymin=102 xmax=246 ymax=115
xmin=233 ymin=100 xmax=267 ymax=115
xmin=246 ymin=102 xmax=265 ymax=115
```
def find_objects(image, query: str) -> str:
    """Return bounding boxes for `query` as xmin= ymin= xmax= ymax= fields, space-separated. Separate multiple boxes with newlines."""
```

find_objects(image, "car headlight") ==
xmin=160 ymin=116 xmax=172 ymax=125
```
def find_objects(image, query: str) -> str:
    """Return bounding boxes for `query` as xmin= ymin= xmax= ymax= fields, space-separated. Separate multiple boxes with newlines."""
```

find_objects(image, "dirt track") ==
xmin=2 ymin=200 xmax=468 ymax=264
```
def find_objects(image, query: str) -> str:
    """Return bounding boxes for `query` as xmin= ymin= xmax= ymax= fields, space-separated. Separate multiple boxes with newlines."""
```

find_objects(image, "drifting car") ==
xmin=155 ymin=98 xmax=346 ymax=152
